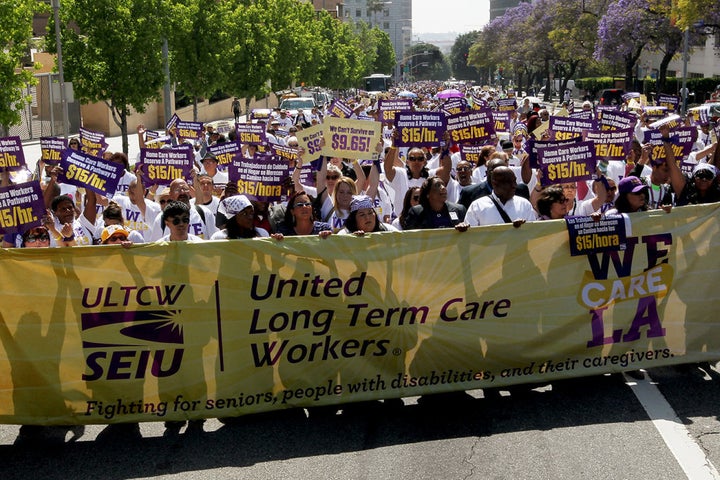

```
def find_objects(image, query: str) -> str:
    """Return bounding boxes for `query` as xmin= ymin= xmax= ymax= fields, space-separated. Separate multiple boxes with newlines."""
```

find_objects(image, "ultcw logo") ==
xmin=81 ymin=310 xmax=184 ymax=381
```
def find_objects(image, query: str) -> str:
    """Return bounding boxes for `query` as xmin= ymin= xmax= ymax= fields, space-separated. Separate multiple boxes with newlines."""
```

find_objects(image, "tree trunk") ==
xmin=193 ymin=97 xmax=199 ymax=122
xmin=120 ymin=108 xmax=128 ymax=156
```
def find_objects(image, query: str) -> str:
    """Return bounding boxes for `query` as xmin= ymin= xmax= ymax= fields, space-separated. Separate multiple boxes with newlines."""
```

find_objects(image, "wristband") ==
xmin=62 ymin=234 xmax=75 ymax=242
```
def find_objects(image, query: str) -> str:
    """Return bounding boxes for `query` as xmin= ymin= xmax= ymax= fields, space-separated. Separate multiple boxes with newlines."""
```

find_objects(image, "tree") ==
xmin=594 ymin=0 xmax=665 ymax=89
xmin=316 ymin=13 xmax=365 ymax=89
xmin=0 ymin=0 xmax=43 ymax=135
xmin=224 ymin=0 xmax=277 ymax=113
xmin=168 ymin=0 xmax=233 ymax=121
xmin=370 ymin=28 xmax=396 ymax=75
xmin=51 ymin=0 xmax=167 ymax=154
xmin=449 ymin=31 xmax=480 ymax=81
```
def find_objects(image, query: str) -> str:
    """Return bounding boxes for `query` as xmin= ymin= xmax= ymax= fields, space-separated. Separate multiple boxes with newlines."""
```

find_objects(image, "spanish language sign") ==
xmin=565 ymin=214 xmax=628 ymax=256
xmin=59 ymin=150 xmax=124 ymax=196
xmin=79 ymin=128 xmax=108 ymax=158
xmin=227 ymin=153 xmax=289 ymax=201
xmin=1 ymin=204 xmax=718 ymax=425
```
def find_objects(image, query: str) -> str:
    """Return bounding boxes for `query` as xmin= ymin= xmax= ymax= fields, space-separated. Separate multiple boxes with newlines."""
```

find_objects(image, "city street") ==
xmin=2 ymin=364 xmax=720 ymax=480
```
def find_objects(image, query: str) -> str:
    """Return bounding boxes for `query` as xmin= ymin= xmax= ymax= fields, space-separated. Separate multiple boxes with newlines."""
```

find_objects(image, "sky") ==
xmin=412 ymin=0 xmax=490 ymax=35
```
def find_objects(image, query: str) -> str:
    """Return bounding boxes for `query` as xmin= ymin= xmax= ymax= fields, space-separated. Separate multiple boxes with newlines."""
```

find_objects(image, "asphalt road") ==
xmin=2 ymin=363 xmax=720 ymax=480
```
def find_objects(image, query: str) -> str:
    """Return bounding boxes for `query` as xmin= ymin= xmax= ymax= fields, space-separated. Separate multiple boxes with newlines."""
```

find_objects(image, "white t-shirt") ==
xmin=148 ymin=204 xmax=217 ymax=241
xmin=112 ymin=194 xmax=162 ymax=242
xmin=465 ymin=192 xmax=536 ymax=226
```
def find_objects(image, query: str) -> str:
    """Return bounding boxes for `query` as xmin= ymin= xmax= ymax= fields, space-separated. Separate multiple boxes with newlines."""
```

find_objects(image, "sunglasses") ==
xmin=294 ymin=202 xmax=312 ymax=208
xmin=171 ymin=216 xmax=190 ymax=225
xmin=407 ymin=156 xmax=425 ymax=162
xmin=412 ymin=195 xmax=420 ymax=201
xmin=108 ymin=234 xmax=128 ymax=242
xmin=25 ymin=234 xmax=50 ymax=242
xmin=456 ymin=166 xmax=472 ymax=172
xmin=326 ymin=175 xmax=340 ymax=180
xmin=159 ymin=199 xmax=169 ymax=205
xmin=695 ymin=171 xmax=715 ymax=180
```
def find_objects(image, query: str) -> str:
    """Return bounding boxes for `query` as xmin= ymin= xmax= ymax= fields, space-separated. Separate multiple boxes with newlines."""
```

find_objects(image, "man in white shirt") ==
xmin=465 ymin=167 xmax=536 ymax=227
xmin=147 ymin=178 xmax=217 ymax=241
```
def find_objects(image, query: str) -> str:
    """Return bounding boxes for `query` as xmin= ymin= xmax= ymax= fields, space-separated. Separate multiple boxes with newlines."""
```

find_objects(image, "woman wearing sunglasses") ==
xmin=271 ymin=191 xmax=332 ymax=240
xmin=211 ymin=195 xmax=269 ymax=239
xmin=158 ymin=201 xmax=204 ymax=242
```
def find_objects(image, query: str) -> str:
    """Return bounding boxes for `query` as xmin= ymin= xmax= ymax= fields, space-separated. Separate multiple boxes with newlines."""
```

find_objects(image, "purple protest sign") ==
xmin=643 ymin=106 xmax=669 ymax=121
xmin=176 ymin=121 xmax=204 ymax=142
xmin=295 ymin=161 xmax=316 ymax=188
xmin=378 ymin=99 xmax=413 ymax=123
xmin=0 ymin=181 xmax=45 ymax=235
xmin=492 ymin=111 xmax=510 ymax=132
xmin=537 ymin=140 xmax=596 ymax=186
xmin=138 ymin=145 xmax=195 ymax=187
xmin=271 ymin=144 xmax=299 ymax=164
xmin=236 ymin=123 xmax=267 ymax=146
xmin=144 ymin=130 xmax=171 ymax=149
xmin=0 ymin=137 xmax=27 ymax=172
xmin=79 ymin=127 xmax=108 ymax=158
xmin=565 ymin=214 xmax=627 ymax=257
xmin=584 ymin=128 xmax=634 ymax=161
xmin=208 ymin=141 xmax=242 ymax=168
xmin=40 ymin=137 xmax=67 ymax=166
xmin=656 ymin=94 xmax=679 ymax=112
xmin=526 ymin=136 xmax=583 ymax=169
xmin=644 ymin=126 xmax=697 ymax=163
xmin=165 ymin=113 xmax=180 ymax=131
xmin=549 ymin=116 xmax=597 ymax=141
xmin=327 ymin=99 xmax=354 ymax=118
xmin=599 ymin=110 xmax=637 ymax=131
xmin=394 ymin=112 xmax=445 ymax=147
xmin=446 ymin=108 xmax=496 ymax=145
xmin=59 ymin=149 xmax=124 ymax=196
xmin=569 ymin=110 xmax=594 ymax=121
xmin=621 ymin=92 xmax=641 ymax=102
xmin=459 ymin=144 xmax=485 ymax=164
xmin=471 ymin=91 xmax=486 ymax=109
xmin=441 ymin=98 xmax=468 ymax=117
xmin=495 ymin=98 xmax=517 ymax=112
xmin=227 ymin=153 xmax=289 ymax=202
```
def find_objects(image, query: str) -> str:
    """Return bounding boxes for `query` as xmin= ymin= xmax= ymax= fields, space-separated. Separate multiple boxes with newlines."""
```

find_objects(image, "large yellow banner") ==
xmin=1 ymin=204 xmax=719 ymax=425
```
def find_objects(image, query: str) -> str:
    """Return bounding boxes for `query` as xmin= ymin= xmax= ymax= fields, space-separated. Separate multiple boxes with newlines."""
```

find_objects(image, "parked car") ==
xmin=597 ymin=89 xmax=625 ymax=106
xmin=279 ymin=97 xmax=317 ymax=118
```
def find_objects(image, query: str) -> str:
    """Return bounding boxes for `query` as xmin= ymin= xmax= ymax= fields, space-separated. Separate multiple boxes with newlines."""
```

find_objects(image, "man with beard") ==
xmin=148 ymin=178 xmax=217 ymax=241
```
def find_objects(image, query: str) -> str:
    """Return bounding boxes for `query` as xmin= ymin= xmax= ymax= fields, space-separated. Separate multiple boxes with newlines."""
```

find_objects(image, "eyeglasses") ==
xmin=170 ymin=216 xmax=190 ymax=225
xmin=456 ymin=166 xmax=472 ymax=172
xmin=407 ymin=156 xmax=425 ymax=162
xmin=25 ymin=234 xmax=50 ymax=242
xmin=694 ymin=171 xmax=715 ymax=180
xmin=326 ymin=175 xmax=340 ymax=180
xmin=294 ymin=202 xmax=312 ymax=208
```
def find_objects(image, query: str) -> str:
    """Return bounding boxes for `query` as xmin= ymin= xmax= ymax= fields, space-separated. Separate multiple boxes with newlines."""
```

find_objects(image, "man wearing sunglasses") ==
xmin=158 ymin=201 xmax=204 ymax=242
xmin=148 ymin=178 xmax=217 ymax=241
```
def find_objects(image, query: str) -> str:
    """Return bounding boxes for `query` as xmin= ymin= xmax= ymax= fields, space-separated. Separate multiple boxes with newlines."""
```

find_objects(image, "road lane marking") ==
xmin=625 ymin=371 xmax=720 ymax=480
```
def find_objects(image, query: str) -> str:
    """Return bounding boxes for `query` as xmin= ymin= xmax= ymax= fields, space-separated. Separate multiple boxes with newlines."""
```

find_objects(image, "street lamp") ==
xmin=393 ymin=19 xmax=412 ymax=83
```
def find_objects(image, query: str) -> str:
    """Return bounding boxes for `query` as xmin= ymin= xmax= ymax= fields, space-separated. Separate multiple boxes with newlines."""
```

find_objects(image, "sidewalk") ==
xmin=21 ymin=114 xmax=242 ymax=173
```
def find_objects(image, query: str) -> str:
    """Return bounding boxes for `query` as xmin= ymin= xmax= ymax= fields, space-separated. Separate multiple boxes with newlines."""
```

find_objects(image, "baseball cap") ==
xmin=101 ymin=225 xmax=130 ymax=244
xmin=618 ymin=176 xmax=647 ymax=194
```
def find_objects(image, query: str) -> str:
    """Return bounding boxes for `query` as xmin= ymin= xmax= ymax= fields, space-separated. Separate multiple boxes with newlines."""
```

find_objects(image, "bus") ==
xmin=362 ymin=74 xmax=392 ymax=95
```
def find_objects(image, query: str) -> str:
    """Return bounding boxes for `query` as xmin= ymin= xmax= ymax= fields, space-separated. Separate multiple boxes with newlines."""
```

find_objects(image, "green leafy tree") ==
xmin=49 ymin=0 xmax=167 ymax=154
xmin=0 ymin=0 xmax=43 ymax=134
xmin=316 ymin=13 xmax=364 ymax=89
xmin=370 ymin=28 xmax=396 ymax=74
xmin=168 ymin=0 xmax=233 ymax=121
xmin=224 ymin=0 xmax=277 ymax=113
xmin=449 ymin=31 xmax=480 ymax=81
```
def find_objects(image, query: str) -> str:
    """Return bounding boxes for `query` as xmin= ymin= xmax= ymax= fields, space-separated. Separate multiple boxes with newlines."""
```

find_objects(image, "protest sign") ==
xmin=446 ymin=109 xmax=496 ymax=145
xmin=59 ymin=150 xmax=124 ymax=196
xmin=394 ymin=112 xmax=445 ymax=147
xmin=537 ymin=140 xmax=596 ymax=186
xmin=322 ymin=117 xmax=381 ymax=160
xmin=138 ymin=146 xmax=195 ymax=187
xmin=79 ymin=128 xmax=108 ymax=158
xmin=227 ymin=153 xmax=289 ymax=202
xmin=0 ymin=181 xmax=45 ymax=235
